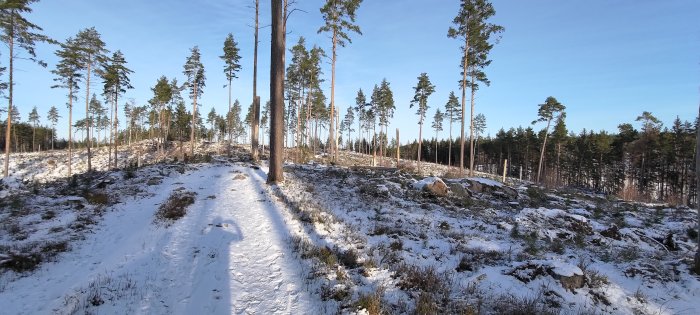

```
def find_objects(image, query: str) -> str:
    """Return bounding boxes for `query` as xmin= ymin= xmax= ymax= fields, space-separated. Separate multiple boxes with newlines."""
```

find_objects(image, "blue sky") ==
xmin=5 ymin=0 xmax=699 ymax=142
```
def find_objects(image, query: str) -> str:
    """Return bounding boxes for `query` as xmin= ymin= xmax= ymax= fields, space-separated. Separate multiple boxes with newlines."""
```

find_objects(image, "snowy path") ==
xmin=0 ymin=163 xmax=314 ymax=314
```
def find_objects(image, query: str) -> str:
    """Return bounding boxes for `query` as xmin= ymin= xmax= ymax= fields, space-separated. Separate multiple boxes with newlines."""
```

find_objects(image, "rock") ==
xmin=424 ymin=178 xmax=449 ymax=197
xmin=465 ymin=178 xmax=518 ymax=200
xmin=449 ymin=183 xmax=470 ymax=199
xmin=147 ymin=177 xmax=162 ymax=186
xmin=600 ymin=224 xmax=621 ymax=240
xmin=233 ymin=174 xmax=247 ymax=180
xmin=509 ymin=261 xmax=584 ymax=292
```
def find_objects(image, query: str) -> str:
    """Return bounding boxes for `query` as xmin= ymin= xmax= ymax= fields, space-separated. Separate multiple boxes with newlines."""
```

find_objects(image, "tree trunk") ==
xmin=537 ymin=118 xmax=552 ymax=184
xmin=459 ymin=37 xmax=469 ymax=175
xmin=268 ymin=0 xmax=285 ymax=184
xmin=3 ymin=27 xmax=13 ymax=178
xmin=469 ymin=70 xmax=476 ymax=177
xmin=435 ymin=131 xmax=438 ymax=164
xmin=448 ymin=117 xmax=452 ymax=167
xmin=68 ymin=86 xmax=73 ymax=177
xmin=695 ymin=103 xmax=700 ymax=273
xmin=114 ymin=90 xmax=119 ymax=168
xmin=418 ymin=119 xmax=423 ymax=171
xmin=190 ymin=85 xmax=198 ymax=158
xmin=85 ymin=61 xmax=92 ymax=172
xmin=252 ymin=0 xmax=260 ymax=161
xmin=330 ymin=31 xmax=337 ymax=162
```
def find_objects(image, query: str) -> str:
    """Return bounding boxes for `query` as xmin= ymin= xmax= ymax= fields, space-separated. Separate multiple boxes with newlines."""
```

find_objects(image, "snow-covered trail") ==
xmin=0 ymin=163 xmax=314 ymax=314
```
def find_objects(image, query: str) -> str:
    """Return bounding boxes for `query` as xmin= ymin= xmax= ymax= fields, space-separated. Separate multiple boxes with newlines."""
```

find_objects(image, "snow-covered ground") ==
xmin=1 ymin=158 xmax=319 ymax=314
xmin=1 ymin=143 xmax=700 ymax=314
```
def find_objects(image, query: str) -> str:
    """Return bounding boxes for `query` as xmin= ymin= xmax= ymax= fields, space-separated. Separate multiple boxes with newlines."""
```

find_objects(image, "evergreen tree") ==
xmin=343 ymin=107 xmax=354 ymax=150
xmin=445 ymin=91 xmax=461 ymax=166
xmin=27 ymin=106 xmax=39 ymax=151
xmin=261 ymin=100 xmax=270 ymax=149
xmin=47 ymin=105 xmax=59 ymax=150
xmin=432 ymin=108 xmax=444 ymax=163
xmin=75 ymin=27 xmax=108 ymax=172
xmin=52 ymin=36 xmax=84 ymax=176
xmin=532 ymin=96 xmax=565 ymax=183
xmin=0 ymin=0 xmax=54 ymax=176
xmin=319 ymin=0 xmax=363 ymax=161
xmin=149 ymin=75 xmax=172 ymax=155
xmin=88 ymin=94 xmax=103 ymax=145
xmin=183 ymin=46 xmax=205 ymax=157
xmin=410 ymin=73 xmax=435 ymax=168
xmin=354 ymin=88 xmax=366 ymax=153
xmin=221 ymin=33 xmax=242 ymax=147
xmin=448 ymin=0 xmax=502 ymax=175
xmin=207 ymin=107 xmax=217 ymax=141
xmin=102 ymin=50 xmax=132 ymax=168
xmin=473 ymin=112 xmax=486 ymax=165
xmin=376 ymin=78 xmax=395 ymax=160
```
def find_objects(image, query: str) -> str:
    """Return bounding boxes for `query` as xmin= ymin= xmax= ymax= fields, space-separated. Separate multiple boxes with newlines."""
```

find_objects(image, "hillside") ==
xmin=0 ymin=143 xmax=699 ymax=314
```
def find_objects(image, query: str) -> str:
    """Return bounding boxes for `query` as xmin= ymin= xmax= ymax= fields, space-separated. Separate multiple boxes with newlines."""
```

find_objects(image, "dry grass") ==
xmin=154 ymin=190 xmax=197 ymax=223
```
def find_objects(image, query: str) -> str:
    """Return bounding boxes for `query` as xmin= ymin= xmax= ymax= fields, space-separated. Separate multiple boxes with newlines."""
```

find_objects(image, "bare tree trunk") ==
xmin=3 ymin=31 xmax=13 ymax=178
xmin=330 ymin=31 xmax=337 ymax=162
xmin=252 ymin=0 xmax=260 ymax=161
xmin=396 ymin=128 xmax=400 ymax=166
xmin=190 ymin=85 xmax=198 ymax=158
xmin=85 ymin=62 xmax=92 ymax=172
xmin=108 ymin=95 xmax=113 ymax=168
xmin=695 ymin=103 xmax=700 ymax=273
xmin=268 ymin=0 xmax=285 ymax=184
xmin=536 ymin=118 xmax=552 ymax=183
xmin=469 ymin=70 xmax=476 ymax=177
xmin=68 ymin=86 xmax=73 ymax=177
xmin=435 ymin=130 xmax=438 ymax=164
xmin=459 ymin=37 xmax=469 ymax=175
xmin=448 ymin=118 xmax=452 ymax=167
xmin=418 ymin=119 xmax=422 ymax=171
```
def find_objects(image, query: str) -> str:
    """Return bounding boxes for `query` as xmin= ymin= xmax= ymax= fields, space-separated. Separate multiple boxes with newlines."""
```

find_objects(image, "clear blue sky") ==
xmin=6 ymin=0 xmax=699 ymax=142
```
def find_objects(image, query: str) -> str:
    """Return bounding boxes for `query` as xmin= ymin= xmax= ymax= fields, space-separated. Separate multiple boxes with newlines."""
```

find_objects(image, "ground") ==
xmin=0 ymin=142 xmax=699 ymax=314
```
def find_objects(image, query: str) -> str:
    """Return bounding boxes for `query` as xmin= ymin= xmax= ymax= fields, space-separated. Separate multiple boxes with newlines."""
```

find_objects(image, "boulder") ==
xmin=448 ymin=183 xmax=470 ymax=199
xmin=413 ymin=177 xmax=449 ymax=197
xmin=465 ymin=177 xmax=518 ymax=200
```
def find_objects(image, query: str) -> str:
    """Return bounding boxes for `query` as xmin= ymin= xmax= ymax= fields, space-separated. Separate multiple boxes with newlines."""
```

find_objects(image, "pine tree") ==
xmin=376 ymin=79 xmax=395 ymax=161
xmin=532 ymin=96 xmax=565 ymax=183
xmin=221 ymin=33 xmax=242 ymax=146
xmin=52 ymin=36 xmax=84 ymax=177
xmin=410 ymin=73 xmax=435 ymax=169
xmin=183 ymin=46 xmax=205 ymax=157
xmin=149 ymin=75 xmax=172 ymax=156
xmin=448 ymin=0 xmax=502 ymax=175
xmin=343 ymin=107 xmax=354 ymax=150
xmin=354 ymin=88 xmax=366 ymax=153
xmin=261 ymin=100 xmax=270 ymax=150
xmin=75 ymin=27 xmax=108 ymax=172
xmin=102 ymin=50 xmax=132 ymax=168
xmin=47 ymin=105 xmax=59 ymax=150
xmin=319 ymin=0 xmax=363 ymax=161
xmin=0 ymin=0 xmax=54 ymax=177
xmin=27 ymin=106 xmax=39 ymax=151
xmin=432 ymin=108 xmax=444 ymax=163
xmin=88 ymin=94 xmax=103 ymax=146
xmin=473 ymin=112 xmax=486 ymax=166
xmin=445 ymin=91 xmax=461 ymax=166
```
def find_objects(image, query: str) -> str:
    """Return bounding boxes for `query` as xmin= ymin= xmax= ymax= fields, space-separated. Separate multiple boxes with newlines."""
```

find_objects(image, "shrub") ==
xmin=84 ymin=192 xmax=110 ymax=205
xmin=355 ymin=288 xmax=384 ymax=315
xmin=526 ymin=187 xmax=548 ymax=207
xmin=154 ymin=191 xmax=197 ymax=223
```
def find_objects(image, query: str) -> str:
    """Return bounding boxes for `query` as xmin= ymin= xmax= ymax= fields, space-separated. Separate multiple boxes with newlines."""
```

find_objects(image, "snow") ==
xmin=0 ymin=162 xmax=316 ymax=314
xmin=412 ymin=176 xmax=442 ymax=190
xmin=467 ymin=177 xmax=504 ymax=187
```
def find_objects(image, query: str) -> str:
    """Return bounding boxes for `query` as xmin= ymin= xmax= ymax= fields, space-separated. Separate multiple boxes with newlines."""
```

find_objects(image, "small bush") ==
xmin=397 ymin=264 xmax=451 ymax=296
xmin=155 ymin=191 xmax=197 ymax=223
xmin=390 ymin=239 xmax=404 ymax=251
xmin=336 ymin=248 xmax=359 ymax=269
xmin=42 ymin=210 xmax=56 ymax=220
xmin=355 ymin=288 xmax=384 ymax=315
xmin=415 ymin=292 xmax=439 ymax=315
xmin=526 ymin=187 xmax=548 ymax=207
xmin=84 ymin=192 xmax=110 ymax=205
xmin=439 ymin=221 xmax=451 ymax=230
xmin=585 ymin=269 xmax=609 ymax=289
xmin=1 ymin=251 xmax=42 ymax=272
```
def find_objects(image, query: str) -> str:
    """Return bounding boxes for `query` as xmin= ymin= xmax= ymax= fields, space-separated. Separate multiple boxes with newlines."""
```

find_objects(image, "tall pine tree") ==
xmin=410 ymin=73 xmax=435 ymax=170
xmin=183 ymin=46 xmax=205 ymax=157
xmin=0 ymin=0 xmax=54 ymax=176
xmin=318 ymin=0 xmax=363 ymax=161
xmin=52 ymin=37 xmax=84 ymax=176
